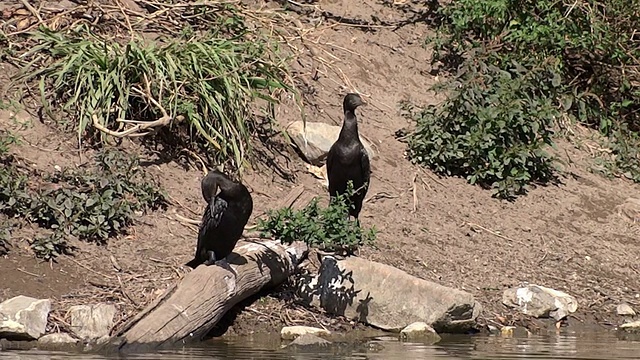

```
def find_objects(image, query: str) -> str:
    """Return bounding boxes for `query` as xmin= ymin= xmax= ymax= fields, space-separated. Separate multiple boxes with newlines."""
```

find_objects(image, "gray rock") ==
xmin=617 ymin=303 xmax=636 ymax=316
xmin=287 ymin=333 xmax=331 ymax=348
xmin=400 ymin=322 xmax=441 ymax=343
xmin=286 ymin=121 xmax=375 ymax=166
xmin=281 ymin=325 xmax=331 ymax=340
xmin=38 ymin=333 xmax=79 ymax=346
xmin=298 ymin=256 xmax=481 ymax=332
xmin=502 ymin=284 xmax=578 ymax=321
xmin=69 ymin=304 xmax=117 ymax=340
xmin=619 ymin=320 xmax=640 ymax=333
xmin=616 ymin=197 xmax=640 ymax=223
xmin=0 ymin=295 xmax=51 ymax=340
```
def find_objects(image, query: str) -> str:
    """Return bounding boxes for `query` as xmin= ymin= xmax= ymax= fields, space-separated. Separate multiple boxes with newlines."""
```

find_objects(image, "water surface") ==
xmin=2 ymin=331 xmax=640 ymax=359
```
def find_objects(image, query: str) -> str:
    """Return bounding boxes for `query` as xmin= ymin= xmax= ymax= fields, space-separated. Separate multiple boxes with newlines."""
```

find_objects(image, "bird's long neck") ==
xmin=338 ymin=110 xmax=359 ymax=141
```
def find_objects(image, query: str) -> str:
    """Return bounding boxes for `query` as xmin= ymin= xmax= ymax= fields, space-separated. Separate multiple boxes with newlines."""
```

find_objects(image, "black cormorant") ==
xmin=185 ymin=170 xmax=253 ymax=269
xmin=326 ymin=93 xmax=371 ymax=220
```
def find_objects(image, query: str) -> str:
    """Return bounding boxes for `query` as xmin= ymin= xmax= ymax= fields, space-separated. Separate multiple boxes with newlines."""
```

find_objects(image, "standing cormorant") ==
xmin=326 ymin=93 xmax=371 ymax=220
xmin=185 ymin=170 xmax=253 ymax=269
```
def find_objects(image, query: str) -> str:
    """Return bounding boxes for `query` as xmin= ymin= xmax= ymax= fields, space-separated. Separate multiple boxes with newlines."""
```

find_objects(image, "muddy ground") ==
xmin=1 ymin=0 xmax=640 ymax=339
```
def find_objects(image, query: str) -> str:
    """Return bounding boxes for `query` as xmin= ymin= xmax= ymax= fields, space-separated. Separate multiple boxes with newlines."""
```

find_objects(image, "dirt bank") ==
xmin=1 ymin=0 xmax=639 ymax=339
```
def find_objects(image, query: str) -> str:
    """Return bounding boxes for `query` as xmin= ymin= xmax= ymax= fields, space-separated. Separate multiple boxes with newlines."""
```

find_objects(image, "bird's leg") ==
xmin=203 ymin=250 xmax=217 ymax=266
xmin=215 ymin=258 xmax=238 ymax=277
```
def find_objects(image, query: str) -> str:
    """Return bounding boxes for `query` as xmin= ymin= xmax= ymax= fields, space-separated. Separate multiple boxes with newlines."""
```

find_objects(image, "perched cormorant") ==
xmin=326 ymin=93 xmax=371 ymax=220
xmin=185 ymin=170 xmax=253 ymax=269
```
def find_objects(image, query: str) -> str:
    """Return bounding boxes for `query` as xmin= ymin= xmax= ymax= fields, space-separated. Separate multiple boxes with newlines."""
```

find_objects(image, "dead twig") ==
xmin=180 ymin=149 xmax=209 ymax=177
xmin=92 ymin=75 xmax=174 ymax=138
xmin=17 ymin=268 xmax=41 ymax=277
xmin=68 ymin=258 xmax=115 ymax=280
xmin=466 ymin=222 xmax=528 ymax=246
xmin=411 ymin=172 xmax=418 ymax=212
xmin=118 ymin=274 xmax=140 ymax=307
xmin=18 ymin=0 xmax=44 ymax=23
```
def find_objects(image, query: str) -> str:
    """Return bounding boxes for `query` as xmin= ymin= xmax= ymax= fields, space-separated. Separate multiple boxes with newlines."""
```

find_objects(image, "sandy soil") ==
xmin=1 ymin=0 xmax=639 ymax=339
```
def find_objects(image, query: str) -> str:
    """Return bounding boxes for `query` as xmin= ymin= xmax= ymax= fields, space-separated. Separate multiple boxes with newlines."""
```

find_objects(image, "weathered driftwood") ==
xmin=112 ymin=239 xmax=308 ymax=352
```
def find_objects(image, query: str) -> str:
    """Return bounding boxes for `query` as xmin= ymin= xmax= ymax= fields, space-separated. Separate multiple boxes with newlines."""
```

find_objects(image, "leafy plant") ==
xmin=408 ymin=57 xmax=559 ymax=199
xmin=428 ymin=0 xmax=640 ymax=183
xmin=30 ymin=232 xmax=74 ymax=261
xmin=0 ymin=135 xmax=169 ymax=260
xmin=16 ymin=18 xmax=290 ymax=169
xmin=0 ymin=226 xmax=10 ymax=256
xmin=257 ymin=182 xmax=376 ymax=253
xmin=29 ymin=151 xmax=168 ymax=243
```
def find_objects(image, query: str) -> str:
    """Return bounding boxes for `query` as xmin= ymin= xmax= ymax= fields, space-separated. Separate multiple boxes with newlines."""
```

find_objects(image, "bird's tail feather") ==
xmin=185 ymin=257 xmax=202 ymax=269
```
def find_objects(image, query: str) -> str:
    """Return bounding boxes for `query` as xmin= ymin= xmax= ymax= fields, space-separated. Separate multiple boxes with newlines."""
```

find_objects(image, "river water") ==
xmin=2 ymin=331 xmax=640 ymax=359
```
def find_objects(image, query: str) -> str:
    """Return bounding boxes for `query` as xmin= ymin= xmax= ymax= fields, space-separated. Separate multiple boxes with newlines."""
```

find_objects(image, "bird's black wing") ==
xmin=360 ymin=146 xmax=371 ymax=195
xmin=326 ymin=144 xmax=336 ymax=194
xmin=186 ymin=196 xmax=229 ymax=269
xmin=192 ymin=196 xmax=227 ymax=257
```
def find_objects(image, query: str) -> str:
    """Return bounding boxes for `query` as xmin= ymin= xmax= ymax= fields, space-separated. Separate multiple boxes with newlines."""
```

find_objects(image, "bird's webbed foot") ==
xmin=215 ymin=258 xmax=237 ymax=277
xmin=203 ymin=251 xmax=217 ymax=266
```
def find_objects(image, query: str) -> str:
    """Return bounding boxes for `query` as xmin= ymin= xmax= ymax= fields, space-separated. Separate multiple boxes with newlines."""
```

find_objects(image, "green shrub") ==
xmin=30 ymin=232 xmax=73 ymax=261
xmin=427 ymin=0 xmax=640 ymax=183
xmin=408 ymin=57 xmax=559 ymax=198
xmin=28 ymin=151 xmax=168 ymax=242
xmin=257 ymin=182 xmax=376 ymax=253
xmin=0 ymin=135 xmax=168 ymax=260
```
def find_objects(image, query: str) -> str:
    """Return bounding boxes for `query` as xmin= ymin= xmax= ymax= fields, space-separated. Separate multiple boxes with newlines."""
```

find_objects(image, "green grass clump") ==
xmin=407 ymin=0 xmax=640 ymax=196
xmin=0 ymin=134 xmax=169 ymax=260
xmin=257 ymin=182 xmax=376 ymax=254
xmin=16 ymin=20 xmax=290 ymax=169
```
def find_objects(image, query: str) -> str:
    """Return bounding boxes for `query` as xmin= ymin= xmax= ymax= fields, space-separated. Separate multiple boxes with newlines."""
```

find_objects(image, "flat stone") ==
xmin=400 ymin=322 xmax=441 ymax=343
xmin=617 ymin=303 xmax=636 ymax=316
xmin=620 ymin=320 xmax=640 ymax=333
xmin=287 ymin=333 xmax=331 ymax=348
xmin=38 ymin=333 xmax=79 ymax=345
xmin=38 ymin=332 xmax=81 ymax=351
xmin=502 ymin=284 xmax=578 ymax=321
xmin=298 ymin=256 xmax=481 ymax=332
xmin=286 ymin=121 xmax=375 ymax=166
xmin=69 ymin=304 xmax=117 ymax=340
xmin=281 ymin=326 xmax=331 ymax=340
xmin=0 ymin=295 xmax=51 ymax=340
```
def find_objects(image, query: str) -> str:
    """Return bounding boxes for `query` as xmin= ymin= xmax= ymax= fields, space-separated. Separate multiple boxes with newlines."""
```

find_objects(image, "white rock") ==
xmin=286 ymin=333 xmax=331 ymax=348
xmin=617 ymin=303 xmax=636 ymax=316
xmin=38 ymin=332 xmax=79 ymax=345
xmin=620 ymin=320 xmax=640 ymax=333
xmin=399 ymin=322 xmax=441 ymax=342
xmin=0 ymin=295 xmax=51 ymax=340
xmin=502 ymin=284 xmax=578 ymax=321
xmin=68 ymin=304 xmax=117 ymax=340
xmin=286 ymin=121 xmax=375 ymax=166
xmin=281 ymin=326 xmax=331 ymax=340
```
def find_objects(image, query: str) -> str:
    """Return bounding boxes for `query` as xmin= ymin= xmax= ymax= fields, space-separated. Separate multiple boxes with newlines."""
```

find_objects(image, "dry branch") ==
xmin=109 ymin=239 xmax=308 ymax=352
xmin=92 ymin=75 xmax=177 ymax=138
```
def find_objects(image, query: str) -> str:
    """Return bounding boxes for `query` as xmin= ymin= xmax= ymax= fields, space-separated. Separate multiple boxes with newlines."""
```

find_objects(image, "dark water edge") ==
xmin=2 ymin=330 xmax=640 ymax=359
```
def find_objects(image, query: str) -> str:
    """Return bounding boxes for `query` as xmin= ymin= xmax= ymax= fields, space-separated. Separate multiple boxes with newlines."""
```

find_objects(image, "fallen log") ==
xmin=110 ymin=239 xmax=308 ymax=352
